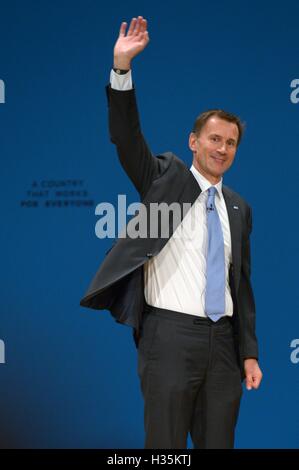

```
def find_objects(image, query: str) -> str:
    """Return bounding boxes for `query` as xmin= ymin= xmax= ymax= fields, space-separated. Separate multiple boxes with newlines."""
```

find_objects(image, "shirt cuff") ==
xmin=110 ymin=69 xmax=133 ymax=91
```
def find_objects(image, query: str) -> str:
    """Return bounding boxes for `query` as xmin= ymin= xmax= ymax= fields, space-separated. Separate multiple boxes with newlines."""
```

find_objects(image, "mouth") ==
xmin=210 ymin=155 xmax=226 ymax=164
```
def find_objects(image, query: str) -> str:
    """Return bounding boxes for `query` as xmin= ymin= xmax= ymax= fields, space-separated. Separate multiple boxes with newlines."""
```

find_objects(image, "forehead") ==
xmin=203 ymin=116 xmax=239 ymax=140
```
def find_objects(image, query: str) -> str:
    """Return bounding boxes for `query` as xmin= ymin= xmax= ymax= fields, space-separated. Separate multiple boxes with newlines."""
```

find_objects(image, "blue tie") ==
xmin=205 ymin=186 xmax=225 ymax=322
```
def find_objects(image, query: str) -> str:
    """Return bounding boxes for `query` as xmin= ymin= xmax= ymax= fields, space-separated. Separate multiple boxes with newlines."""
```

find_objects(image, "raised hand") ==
xmin=113 ymin=16 xmax=150 ymax=70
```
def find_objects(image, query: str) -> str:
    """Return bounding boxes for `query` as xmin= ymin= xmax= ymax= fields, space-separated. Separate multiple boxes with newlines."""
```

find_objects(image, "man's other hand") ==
xmin=244 ymin=358 xmax=263 ymax=390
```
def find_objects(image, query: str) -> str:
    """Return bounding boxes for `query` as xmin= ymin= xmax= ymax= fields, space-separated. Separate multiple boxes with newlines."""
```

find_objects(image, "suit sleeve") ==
xmin=105 ymin=85 xmax=160 ymax=199
xmin=238 ymin=205 xmax=259 ymax=360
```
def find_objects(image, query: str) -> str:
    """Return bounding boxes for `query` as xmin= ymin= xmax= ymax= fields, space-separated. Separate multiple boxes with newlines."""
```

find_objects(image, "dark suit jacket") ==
xmin=80 ymin=85 xmax=259 ymax=379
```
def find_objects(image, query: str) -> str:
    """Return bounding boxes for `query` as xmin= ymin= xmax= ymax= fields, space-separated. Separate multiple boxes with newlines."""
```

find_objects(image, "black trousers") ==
xmin=137 ymin=306 xmax=243 ymax=449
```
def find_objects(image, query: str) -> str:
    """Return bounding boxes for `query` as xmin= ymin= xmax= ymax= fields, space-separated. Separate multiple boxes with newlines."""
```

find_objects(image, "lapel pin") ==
xmin=233 ymin=205 xmax=239 ymax=210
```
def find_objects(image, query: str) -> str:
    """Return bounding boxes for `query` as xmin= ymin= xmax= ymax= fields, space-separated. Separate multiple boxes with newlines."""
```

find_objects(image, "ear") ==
xmin=189 ymin=132 xmax=197 ymax=153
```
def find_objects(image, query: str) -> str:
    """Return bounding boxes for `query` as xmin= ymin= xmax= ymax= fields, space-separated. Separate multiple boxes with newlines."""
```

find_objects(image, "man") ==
xmin=80 ymin=16 xmax=263 ymax=449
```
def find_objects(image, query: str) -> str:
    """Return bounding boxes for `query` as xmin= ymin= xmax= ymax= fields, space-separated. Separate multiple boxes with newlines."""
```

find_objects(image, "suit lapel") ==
xmin=222 ymin=186 xmax=242 ymax=292
xmin=179 ymin=170 xmax=202 ymax=206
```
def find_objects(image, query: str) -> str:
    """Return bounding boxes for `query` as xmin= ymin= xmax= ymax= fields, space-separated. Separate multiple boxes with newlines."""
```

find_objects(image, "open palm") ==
xmin=113 ymin=16 xmax=149 ymax=64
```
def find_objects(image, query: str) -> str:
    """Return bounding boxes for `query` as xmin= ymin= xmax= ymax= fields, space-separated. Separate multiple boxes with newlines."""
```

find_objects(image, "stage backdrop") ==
xmin=1 ymin=0 xmax=299 ymax=448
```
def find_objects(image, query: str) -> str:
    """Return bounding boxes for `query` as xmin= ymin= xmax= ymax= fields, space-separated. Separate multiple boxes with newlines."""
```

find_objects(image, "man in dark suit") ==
xmin=80 ymin=16 xmax=263 ymax=449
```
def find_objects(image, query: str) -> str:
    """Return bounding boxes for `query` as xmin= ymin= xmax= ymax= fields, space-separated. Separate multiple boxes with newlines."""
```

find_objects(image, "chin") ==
xmin=209 ymin=169 xmax=222 ymax=178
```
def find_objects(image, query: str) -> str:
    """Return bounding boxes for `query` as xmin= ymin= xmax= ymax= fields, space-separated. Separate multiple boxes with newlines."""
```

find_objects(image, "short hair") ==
xmin=192 ymin=109 xmax=246 ymax=146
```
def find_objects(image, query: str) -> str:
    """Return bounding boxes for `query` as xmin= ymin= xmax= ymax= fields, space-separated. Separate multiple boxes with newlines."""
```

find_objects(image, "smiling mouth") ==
xmin=210 ymin=155 xmax=225 ymax=162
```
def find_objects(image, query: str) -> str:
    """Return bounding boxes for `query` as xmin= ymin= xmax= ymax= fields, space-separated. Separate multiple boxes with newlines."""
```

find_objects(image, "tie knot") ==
xmin=208 ymin=186 xmax=217 ymax=196
xmin=208 ymin=186 xmax=217 ymax=200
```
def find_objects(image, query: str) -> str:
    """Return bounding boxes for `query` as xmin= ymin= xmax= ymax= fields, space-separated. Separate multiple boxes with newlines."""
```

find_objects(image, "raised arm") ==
xmin=107 ymin=17 xmax=161 ymax=198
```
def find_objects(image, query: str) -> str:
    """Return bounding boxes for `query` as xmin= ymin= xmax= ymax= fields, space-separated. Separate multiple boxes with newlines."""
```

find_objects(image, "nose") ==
xmin=217 ymin=143 xmax=227 ymax=155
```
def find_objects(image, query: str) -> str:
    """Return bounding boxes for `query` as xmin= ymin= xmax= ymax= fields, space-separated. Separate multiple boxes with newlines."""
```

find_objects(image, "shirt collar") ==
xmin=190 ymin=164 xmax=223 ymax=197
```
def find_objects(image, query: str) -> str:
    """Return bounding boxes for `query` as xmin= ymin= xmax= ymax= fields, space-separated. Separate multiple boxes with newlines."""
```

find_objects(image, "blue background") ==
xmin=1 ymin=0 xmax=299 ymax=448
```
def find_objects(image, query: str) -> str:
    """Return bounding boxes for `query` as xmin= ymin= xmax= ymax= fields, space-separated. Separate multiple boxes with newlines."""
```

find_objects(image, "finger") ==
xmin=140 ymin=18 xmax=147 ymax=33
xmin=119 ymin=21 xmax=127 ymax=37
xmin=136 ymin=31 xmax=148 ymax=41
xmin=144 ymin=30 xmax=150 ymax=42
xmin=252 ymin=375 xmax=262 ymax=389
xmin=136 ymin=31 xmax=150 ymax=47
xmin=133 ymin=15 xmax=143 ymax=34
xmin=246 ymin=375 xmax=253 ymax=390
xmin=127 ymin=17 xmax=137 ymax=36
